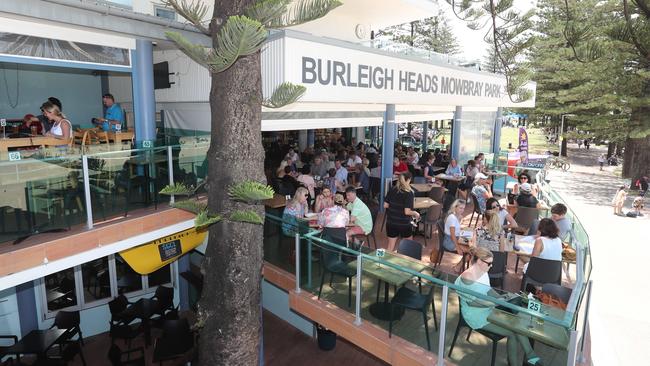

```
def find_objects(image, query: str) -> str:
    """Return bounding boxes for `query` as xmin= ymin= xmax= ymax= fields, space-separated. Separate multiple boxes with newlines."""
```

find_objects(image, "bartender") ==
xmin=93 ymin=93 xmax=125 ymax=131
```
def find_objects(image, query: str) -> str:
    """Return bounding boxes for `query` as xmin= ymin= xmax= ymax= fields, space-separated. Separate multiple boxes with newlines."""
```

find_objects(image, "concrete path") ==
xmin=545 ymin=144 xmax=649 ymax=366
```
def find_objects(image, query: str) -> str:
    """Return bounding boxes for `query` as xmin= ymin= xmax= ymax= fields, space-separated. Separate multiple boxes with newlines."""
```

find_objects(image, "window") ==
xmin=154 ymin=6 xmax=177 ymax=21
xmin=44 ymin=268 xmax=77 ymax=311
xmin=81 ymin=258 xmax=111 ymax=302
xmin=41 ymin=254 xmax=175 ymax=318
xmin=115 ymin=255 xmax=143 ymax=294
xmin=147 ymin=263 xmax=172 ymax=288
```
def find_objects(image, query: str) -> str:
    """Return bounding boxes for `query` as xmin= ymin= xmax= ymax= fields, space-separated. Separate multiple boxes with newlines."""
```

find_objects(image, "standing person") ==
xmin=612 ymin=185 xmax=627 ymax=216
xmin=345 ymin=186 xmax=373 ymax=240
xmin=455 ymin=247 xmax=543 ymax=366
xmin=637 ymin=176 xmax=648 ymax=197
xmin=443 ymin=199 xmax=472 ymax=272
xmin=41 ymin=101 xmax=72 ymax=143
xmin=584 ymin=138 xmax=590 ymax=150
xmin=597 ymin=154 xmax=606 ymax=171
xmin=577 ymin=139 xmax=582 ymax=149
xmin=384 ymin=172 xmax=420 ymax=252
xmin=94 ymin=93 xmax=125 ymax=131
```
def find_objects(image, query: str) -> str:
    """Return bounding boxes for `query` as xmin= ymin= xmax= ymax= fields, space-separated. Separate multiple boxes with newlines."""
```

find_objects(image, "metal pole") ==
xmin=354 ymin=253 xmax=362 ymax=326
xmin=81 ymin=155 xmax=93 ymax=229
xmin=295 ymin=232 xmax=301 ymax=293
xmin=307 ymin=238 xmax=312 ymax=289
xmin=578 ymin=280 xmax=593 ymax=363
xmin=167 ymin=145 xmax=175 ymax=204
xmin=567 ymin=329 xmax=579 ymax=366
xmin=559 ymin=115 xmax=564 ymax=150
xmin=437 ymin=285 xmax=449 ymax=366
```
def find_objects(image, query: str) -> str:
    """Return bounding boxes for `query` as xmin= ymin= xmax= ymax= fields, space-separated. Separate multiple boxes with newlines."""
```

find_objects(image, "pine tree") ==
xmin=482 ymin=42 xmax=503 ymax=73
xmin=375 ymin=11 xmax=460 ymax=55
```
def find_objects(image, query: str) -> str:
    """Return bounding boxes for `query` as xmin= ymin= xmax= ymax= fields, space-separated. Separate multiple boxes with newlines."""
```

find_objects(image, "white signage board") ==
xmin=280 ymin=36 xmax=536 ymax=108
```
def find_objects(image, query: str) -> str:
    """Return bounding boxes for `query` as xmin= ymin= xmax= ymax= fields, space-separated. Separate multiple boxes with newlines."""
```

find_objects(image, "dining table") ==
xmin=1 ymin=328 xmax=67 ymax=360
xmin=413 ymin=197 xmax=439 ymax=210
xmin=487 ymin=302 xmax=569 ymax=350
xmin=0 ymin=136 xmax=71 ymax=153
xmin=410 ymin=182 xmax=444 ymax=193
xmin=348 ymin=250 xmax=430 ymax=321
xmin=118 ymin=297 xmax=161 ymax=346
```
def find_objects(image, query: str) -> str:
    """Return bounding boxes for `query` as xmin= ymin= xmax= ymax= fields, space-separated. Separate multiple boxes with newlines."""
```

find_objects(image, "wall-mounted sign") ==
xmin=266 ymin=34 xmax=536 ymax=108
xmin=8 ymin=151 xmax=21 ymax=161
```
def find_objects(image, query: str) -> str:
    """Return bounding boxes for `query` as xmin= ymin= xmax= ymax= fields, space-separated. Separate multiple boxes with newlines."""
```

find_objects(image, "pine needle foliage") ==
xmin=160 ymin=183 xmax=194 ymax=196
xmin=228 ymin=181 xmax=275 ymax=202
xmin=262 ymin=82 xmax=306 ymax=108
xmin=195 ymin=211 xmax=223 ymax=229
xmin=171 ymin=200 xmax=207 ymax=214
xmin=229 ymin=210 xmax=264 ymax=224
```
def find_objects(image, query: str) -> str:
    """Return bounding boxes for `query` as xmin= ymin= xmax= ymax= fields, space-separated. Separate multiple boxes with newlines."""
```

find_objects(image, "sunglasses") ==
xmin=491 ymin=204 xmax=500 ymax=209
xmin=481 ymin=259 xmax=493 ymax=267
xmin=520 ymin=177 xmax=528 ymax=180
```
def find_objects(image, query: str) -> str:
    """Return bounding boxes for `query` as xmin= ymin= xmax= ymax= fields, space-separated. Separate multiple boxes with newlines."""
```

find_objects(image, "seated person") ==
xmin=485 ymin=198 xmax=518 ymax=230
xmin=314 ymin=186 xmax=335 ymax=213
xmin=323 ymin=168 xmax=338 ymax=194
xmin=422 ymin=154 xmax=436 ymax=182
xmin=476 ymin=211 xmax=505 ymax=252
xmin=393 ymin=156 xmax=408 ymax=175
xmin=443 ymin=199 xmax=472 ymax=272
xmin=520 ymin=218 xmax=562 ymax=272
xmin=277 ymin=166 xmax=300 ymax=196
xmin=317 ymin=193 xmax=349 ymax=229
xmin=356 ymin=162 xmax=370 ymax=195
xmin=346 ymin=150 xmax=362 ymax=168
xmin=282 ymin=187 xmax=309 ymax=236
xmin=334 ymin=159 xmax=348 ymax=192
xmin=471 ymin=173 xmax=493 ymax=213
xmin=445 ymin=158 xmax=462 ymax=176
xmin=512 ymin=172 xmax=537 ymax=196
xmin=345 ymin=186 xmax=373 ymax=239
xmin=528 ymin=203 xmax=573 ymax=243
xmin=296 ymin=165 xmax=316 ymax=200
xmin=515 ymin=183 xmax=542 ymax=208
xmin=455 ymin=247 xmax=543 ymax=366
xmin=19 ymin=114 xmax=42 ymax=135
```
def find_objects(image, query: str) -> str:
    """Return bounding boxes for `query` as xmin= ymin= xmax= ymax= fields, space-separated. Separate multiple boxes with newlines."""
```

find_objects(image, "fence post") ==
xmin=437 ymin=285 xmax=449 ymax=366
xmin=295 ymin=232 xmax=301 ymax=293
xmin=354 ymin=253 xmax=362 ymax=326
xmin=167 ymin=146 xmax=175 ymax=204
xmin=81 ymin=155 xmax=93 ymax=229
xmin=567 ymin=329 xmax=579 ymax=366
xmin=578 ymin=280 xmax=593 ymax=363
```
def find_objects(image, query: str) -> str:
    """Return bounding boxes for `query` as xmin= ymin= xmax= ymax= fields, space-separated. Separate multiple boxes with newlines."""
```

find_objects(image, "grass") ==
xmin=500 ymin=126 xmax=557 ymax=154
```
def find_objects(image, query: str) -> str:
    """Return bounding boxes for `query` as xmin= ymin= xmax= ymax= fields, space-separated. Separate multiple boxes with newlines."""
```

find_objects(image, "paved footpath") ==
xmin=546 ymin=144 xmax=649 ymax=366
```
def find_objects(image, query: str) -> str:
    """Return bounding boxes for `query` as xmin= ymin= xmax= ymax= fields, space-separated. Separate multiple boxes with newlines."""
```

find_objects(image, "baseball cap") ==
xmin=520 ymin=183 xmax=532 ymax=193
xmin=475 ymin=173 xmax=488 ymax=180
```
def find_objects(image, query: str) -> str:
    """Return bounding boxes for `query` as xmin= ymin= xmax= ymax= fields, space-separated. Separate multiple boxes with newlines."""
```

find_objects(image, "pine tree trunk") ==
xmin=197 ymin=0 xmax=264 ymax=364
xmin=622 ymin=81 xmax=650 ymax=182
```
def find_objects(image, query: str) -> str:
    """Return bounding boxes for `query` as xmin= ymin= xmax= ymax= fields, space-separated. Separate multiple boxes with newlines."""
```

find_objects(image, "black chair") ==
xmin=108 ymin=344 xmax=145 ymax=366
xmin=488 ymin=251 xmax=508 ymax=289
xmin=541 ymin=283 xmax=572 ymax=304
xmin=420 ymin=204 xmax=442 ymax=247
xmin=434 ymin=220 xmax=467 ymax=269
xmin=468 ymin=193 xmax=483 ymax=227
xmin=151 ymin=286 xmax=176 ymax=318
xmin=50 ymin=310 xmax=84 ymax=346
xmin=448 ymin=300 xmax=505 ymax=366
xmin=0 ymin=335 xmax=19 ymax=365
xmin=513 ymin=207 xmax=540 ymax=234
xmin=108 ymin=295 xmax=141 ymax=348
xmin=397 ymin=239 xmax=422 ymax=260
xmin=521 ymin=257 xmax=563 ymax=291
xmin=389 ymin=284 xmax=438 ymax=350
xmin=318 ymin=228 xmax=356 ymax=307
xmin=42 ymin=339 xmax=86 ymax=366
xmin=428 ymin=186 xmax=445 ymax=204
xmin=152 ymin=319 xmax=195 ymax=365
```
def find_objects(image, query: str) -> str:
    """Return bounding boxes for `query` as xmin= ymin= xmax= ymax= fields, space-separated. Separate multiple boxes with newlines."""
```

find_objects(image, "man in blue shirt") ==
xmin=94 ymin=93 xmax=125 ymax=131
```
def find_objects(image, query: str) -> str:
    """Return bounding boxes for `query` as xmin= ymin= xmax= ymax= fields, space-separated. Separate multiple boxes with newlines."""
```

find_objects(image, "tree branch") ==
xmin=624 ymin=0 xmax=650 ymax=61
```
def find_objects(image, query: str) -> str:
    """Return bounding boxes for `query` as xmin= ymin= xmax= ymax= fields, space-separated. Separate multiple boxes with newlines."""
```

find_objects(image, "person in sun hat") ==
xmin=471 ymin=172 xmax=493 ymax=213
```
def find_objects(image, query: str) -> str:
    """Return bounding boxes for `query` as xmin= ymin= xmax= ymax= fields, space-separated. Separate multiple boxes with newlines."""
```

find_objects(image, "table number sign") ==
xmin=8 ymin=151 xmax=21 ymax=161
xmin=142 ymin=140 xmax=152 ymax=148
xmin=527 ymin=298 xmax=542 ymax=312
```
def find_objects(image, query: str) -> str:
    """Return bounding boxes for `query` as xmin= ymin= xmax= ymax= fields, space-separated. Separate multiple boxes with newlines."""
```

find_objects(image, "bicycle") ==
xmin=545 ymin=157 xmax=570 ymax=172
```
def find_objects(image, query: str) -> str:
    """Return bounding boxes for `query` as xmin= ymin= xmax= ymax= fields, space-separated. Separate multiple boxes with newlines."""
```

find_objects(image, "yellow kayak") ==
xmin=119 ymin=227 xmax=208 ymax=274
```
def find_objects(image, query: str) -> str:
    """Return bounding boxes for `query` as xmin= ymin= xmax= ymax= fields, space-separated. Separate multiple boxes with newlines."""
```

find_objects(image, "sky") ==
xmin=440 ymin=0 xmax=537 ymax=62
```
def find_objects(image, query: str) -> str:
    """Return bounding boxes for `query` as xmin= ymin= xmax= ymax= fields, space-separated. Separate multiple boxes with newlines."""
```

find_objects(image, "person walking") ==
xmin=597 ymin=154 xmax=606 ymax=171
xmin=584 ymin=138 xmax=590 ymax=150
xmin=612 ymin=185 xmax=627 ymax=216
xmin=577 ymin=139 xmax=582 ymax=149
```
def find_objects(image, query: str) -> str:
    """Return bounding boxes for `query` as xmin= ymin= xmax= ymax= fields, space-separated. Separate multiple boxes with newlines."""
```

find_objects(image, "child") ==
xmin=612 ymin=185 xmax=627 ymax=215
xmin=632 ymin=196 xmax=644 ymax=216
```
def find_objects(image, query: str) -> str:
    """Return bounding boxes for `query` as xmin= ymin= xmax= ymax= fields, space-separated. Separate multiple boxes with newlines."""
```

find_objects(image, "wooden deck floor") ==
xmin=264 ymin=205 xmax=575 ymax=366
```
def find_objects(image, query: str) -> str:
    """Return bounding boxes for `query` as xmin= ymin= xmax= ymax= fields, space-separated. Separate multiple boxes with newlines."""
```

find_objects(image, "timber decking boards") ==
xmin=263 ymin=310 xmax=387 ymax=366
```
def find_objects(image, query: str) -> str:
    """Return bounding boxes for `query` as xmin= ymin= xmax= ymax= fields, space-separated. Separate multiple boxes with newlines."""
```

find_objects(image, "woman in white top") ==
xmin=42 ymin=101 xmax=71 ymax=142
xmin=524 ymin=218 xmax=562 ymax=272
xmin=443 ymin=199 xmax=472 ymax=272
xmin=296 ymin=165 xmax=316 ymax=200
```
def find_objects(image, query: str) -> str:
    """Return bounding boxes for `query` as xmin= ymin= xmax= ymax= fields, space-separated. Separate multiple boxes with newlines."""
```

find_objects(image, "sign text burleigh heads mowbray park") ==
xmin=301 ymin=57 xmax=503 ymax=98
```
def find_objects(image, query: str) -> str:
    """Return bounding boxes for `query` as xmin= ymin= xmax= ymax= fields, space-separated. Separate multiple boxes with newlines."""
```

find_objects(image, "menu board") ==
xmin=158 ymin=239 xmax=182 ymax=261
